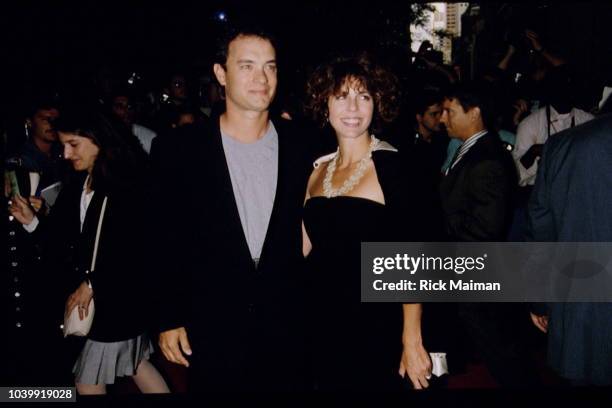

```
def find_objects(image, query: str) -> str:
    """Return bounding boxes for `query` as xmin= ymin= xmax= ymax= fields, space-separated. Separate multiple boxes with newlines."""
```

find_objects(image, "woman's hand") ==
xmin=8 ymin=194 xmax=35 ymax=225
xmin=66 ymin=281 xmax=94 ymax=320
xmin=399 ymin=337 xmax=432 ymax=390
xmin=28 ymin=196 xmax=47 ymax=214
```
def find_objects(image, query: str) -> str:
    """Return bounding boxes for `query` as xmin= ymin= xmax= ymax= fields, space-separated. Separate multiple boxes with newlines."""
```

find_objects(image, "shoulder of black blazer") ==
xmin=461 ymin=132 xmax=506 ymax=163
xmin=371 ymin=149 xmax=427 ymax=240
xmin=444 ymin=132 xmax=516 ymax=180
xmin=162 ymin=114 xmax=313 ymax=167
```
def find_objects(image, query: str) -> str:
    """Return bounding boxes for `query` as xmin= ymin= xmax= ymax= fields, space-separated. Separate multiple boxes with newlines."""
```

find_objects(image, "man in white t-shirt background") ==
xmin=513 ymin=66 xmax=594 ymax=188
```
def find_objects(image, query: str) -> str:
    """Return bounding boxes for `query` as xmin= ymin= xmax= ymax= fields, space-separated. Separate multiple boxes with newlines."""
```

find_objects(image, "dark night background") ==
xmin=1 ymin=1 xmax=612 ymax=122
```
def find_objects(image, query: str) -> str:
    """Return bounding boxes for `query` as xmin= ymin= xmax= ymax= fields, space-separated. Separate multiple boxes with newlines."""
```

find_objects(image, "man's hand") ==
xmin=399 ymin=339 xmax=432 ymax=390
xmin=159 ymin=327 xmax=192 ymax=367
xmin=530 ymin=312 xmax=549 ymax=333
xmin=525 ymin=29 xmax=543 ymax=52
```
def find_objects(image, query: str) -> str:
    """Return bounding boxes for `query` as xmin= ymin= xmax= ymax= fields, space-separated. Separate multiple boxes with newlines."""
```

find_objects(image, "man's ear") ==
xmin=415 ymin=113 xmax=423 ymax=125
xmin=213 ymin=64 xmax=227 ymax=87
xmin=470 ymin=106 xmax=482 ymax=123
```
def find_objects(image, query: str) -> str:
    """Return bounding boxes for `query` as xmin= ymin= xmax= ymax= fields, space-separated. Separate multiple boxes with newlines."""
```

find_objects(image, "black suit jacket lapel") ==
xmin=441 ymin=133 xmax=486 ymax=201
xmin=258 ymin=121 xmax=288 ymax=268
xmin=208 ymin=117 xmax=257 ymax=271
xmin=79 ymin=188 xmax=106 ymax=270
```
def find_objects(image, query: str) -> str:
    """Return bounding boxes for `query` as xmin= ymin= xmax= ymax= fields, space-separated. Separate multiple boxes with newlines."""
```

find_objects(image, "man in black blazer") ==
xmin=438 ymin=82 xmax=538 ymax=387
xmin=153 ymin=26 xmax=312 ymax=391
xmin=438 ymin=84 xmax=516 ymax=241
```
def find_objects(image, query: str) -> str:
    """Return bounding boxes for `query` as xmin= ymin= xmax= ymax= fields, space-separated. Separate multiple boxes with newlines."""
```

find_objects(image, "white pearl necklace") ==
xmin=323 ymin=136 xmax=378 ymax=198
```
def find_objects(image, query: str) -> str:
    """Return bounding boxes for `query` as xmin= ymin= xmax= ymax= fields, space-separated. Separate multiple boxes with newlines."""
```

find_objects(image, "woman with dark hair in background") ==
xmin=303 ymin=55 xmax=432 ymax=391
xmin=9 ymin=108 xmax=169 ymax=395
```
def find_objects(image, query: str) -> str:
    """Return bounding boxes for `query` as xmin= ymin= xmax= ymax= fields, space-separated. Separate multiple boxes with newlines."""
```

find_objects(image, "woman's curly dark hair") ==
xmin=305 ymin=53 xmax=400 ymax=133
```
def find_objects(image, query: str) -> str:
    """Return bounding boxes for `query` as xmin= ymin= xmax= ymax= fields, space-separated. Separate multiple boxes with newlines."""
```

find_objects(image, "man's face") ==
xmin=440 ymin=98 xmax=473 ymax=140
xmin=29 ymin=108 xmax=60 ymax=143
xmin=111 ymin=96 xmax=133 ymax=125
xmin=417 ymin=103 xmax=442 ymax=133
xmin=214 ymin=35 xmax=277 ymax=114
xmin=169 ymin=75 xmax=188 ymax=101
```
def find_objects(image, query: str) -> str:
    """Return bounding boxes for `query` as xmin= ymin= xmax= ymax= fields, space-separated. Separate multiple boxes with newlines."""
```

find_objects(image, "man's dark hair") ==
xmin=443 ymin=81 xmax=496 ymax=130
xmin=213 ymin=24 xmax=277 ymax=66
xmin=413 ymin=90 xmax=443 ymax=116
xmin=542 ymin=65 xmax=576 ymax=106
xmin=25 ymin=94 xmax=61 ymax=119
xmin=108 ymin=84 xmax=136 ymax=103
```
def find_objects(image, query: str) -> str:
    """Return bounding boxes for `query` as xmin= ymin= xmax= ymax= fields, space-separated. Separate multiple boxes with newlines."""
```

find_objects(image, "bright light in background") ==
xmin=215 ymin=11 xmax=227 ymax=22
xmin=127 ymin=72 xmax=140 ymax=85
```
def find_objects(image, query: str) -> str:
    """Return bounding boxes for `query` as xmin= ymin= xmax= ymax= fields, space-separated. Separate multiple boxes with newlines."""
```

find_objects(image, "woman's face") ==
xmin=327 ymin=78 xmax=374 ymax=140
xmin=59 ymin=132 xmax=100 ymax=173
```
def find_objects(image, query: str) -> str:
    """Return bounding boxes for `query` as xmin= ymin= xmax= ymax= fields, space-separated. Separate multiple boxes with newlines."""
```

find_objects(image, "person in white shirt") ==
xmin=110 ymin=91 xmax=157 ymax=154
xmin=513 ymin=66 xmax=594 ymax=187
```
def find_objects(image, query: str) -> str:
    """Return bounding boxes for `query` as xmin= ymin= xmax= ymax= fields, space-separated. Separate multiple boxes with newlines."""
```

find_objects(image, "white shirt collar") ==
xmin=463 ymin=129 xmax=488 ymax=143
xmin=313 ymin=135 xmax=397 ymax=168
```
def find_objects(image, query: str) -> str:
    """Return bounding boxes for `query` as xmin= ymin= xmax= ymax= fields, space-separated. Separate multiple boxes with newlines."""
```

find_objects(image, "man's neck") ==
xmin=550 ymin=104 xmax=572 ymax=116
xmin=33 ymin=137 xmax=53 ymax=156
xmin=460 ymin=127 xmax=486 ymax=142
xmin=220 ymin=107 xmax=270 ymax=143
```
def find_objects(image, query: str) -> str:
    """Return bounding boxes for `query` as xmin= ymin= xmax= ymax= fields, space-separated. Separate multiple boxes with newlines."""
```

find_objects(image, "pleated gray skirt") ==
xmin=73 ymin=334 xmax=153 ymax=385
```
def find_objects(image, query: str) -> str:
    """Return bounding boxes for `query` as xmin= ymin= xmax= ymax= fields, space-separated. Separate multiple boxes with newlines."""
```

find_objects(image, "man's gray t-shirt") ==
xmin=221 ymin=121 xmax=278 ymax=261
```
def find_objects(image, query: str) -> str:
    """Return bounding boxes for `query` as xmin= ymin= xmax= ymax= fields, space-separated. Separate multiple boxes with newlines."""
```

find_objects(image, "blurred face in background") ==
xmin=169 ymin=75 xmax=188 ymax=102
xmin=440 ymin=98 xmax=479 ymax=141
xmin=28 ymin=108 xmax=60 ymax=143
xmin=111 ymin=96 xmax=134 ymax=125
xmin=59 ymin=132 xmax=100 ymax=173
xmin=417 ymin=103 xmax=443 ymax=134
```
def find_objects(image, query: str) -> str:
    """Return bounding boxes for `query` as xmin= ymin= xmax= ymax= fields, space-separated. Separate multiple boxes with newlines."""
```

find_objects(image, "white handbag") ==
xmin=63 ymin=196 xmax=107 ymax=337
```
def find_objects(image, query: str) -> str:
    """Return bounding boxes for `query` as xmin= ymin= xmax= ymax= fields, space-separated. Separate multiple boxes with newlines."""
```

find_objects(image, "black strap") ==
xmin=547 ymin=104 xmax=575 ymax=139
xmin=546 ymin=104 xmax=551 ymax=139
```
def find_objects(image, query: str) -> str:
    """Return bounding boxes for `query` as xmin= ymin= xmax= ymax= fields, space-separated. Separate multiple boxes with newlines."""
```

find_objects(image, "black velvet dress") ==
xmin=304 ymin=196 xmax=404 ymax=391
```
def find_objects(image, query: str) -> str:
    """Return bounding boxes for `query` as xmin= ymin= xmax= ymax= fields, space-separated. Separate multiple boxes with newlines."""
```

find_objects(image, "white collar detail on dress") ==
xmin=313 ymin=136 xmax=398 ymax=168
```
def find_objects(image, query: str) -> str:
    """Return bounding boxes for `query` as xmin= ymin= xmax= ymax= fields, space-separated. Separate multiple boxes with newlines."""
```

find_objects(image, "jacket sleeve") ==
xmin=524 ymin=138 xmax=558 ymax=316
xmin=149 ymin=130 xmax=193 ymax=333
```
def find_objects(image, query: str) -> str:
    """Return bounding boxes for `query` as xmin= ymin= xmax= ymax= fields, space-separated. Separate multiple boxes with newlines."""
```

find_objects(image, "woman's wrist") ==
xmin=402 ymin=331 xmax=423 ymax=346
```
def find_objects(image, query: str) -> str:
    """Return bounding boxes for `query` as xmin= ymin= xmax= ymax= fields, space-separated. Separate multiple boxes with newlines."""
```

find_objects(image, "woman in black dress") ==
xmin=9 ymin=109 xmax=169 ymax=395
xmin=303 ymin=55 xmax=432 ymax=391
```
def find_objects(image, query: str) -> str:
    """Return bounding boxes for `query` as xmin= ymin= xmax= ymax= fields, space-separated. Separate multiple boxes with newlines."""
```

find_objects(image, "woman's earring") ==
xmin=24 ymin=121 xmax=30 ymax=139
